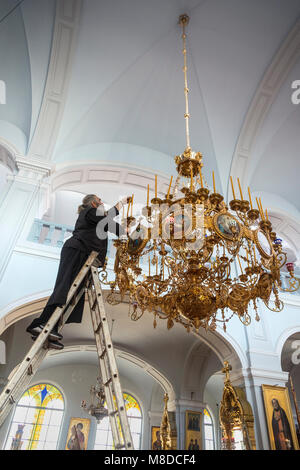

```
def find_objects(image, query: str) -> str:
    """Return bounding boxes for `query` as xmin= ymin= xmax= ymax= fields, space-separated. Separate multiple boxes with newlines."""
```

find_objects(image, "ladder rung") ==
xmin=115 ymin=444 xmax=125 ymax=450
xmin=104 ymin=378 xmax=112 ymax=387
xmin=110 ymin=410 xmax=118 ymax=417
xmin=99 ymin=348 xmax=106 ymax=359
xmin=95 ymin=323 xmax=102 ymax=333
xmin=91 ymin=297 xmax=98 ymax=311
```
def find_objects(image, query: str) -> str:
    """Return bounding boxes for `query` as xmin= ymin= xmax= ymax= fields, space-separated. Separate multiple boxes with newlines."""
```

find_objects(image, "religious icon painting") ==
xmin=213 ymin=213 xmax=242 ymax=241
xmin=151 ymin=426 xmax=162 ymax=450
xmin=262 ymin=384 xmax=299 ymax=450
xmin=127 ymin=225 xmax=148 ymax=255
xmin=185 ymin=410 xmax=202 ymax=450
xmin=65 ymin=417 xmax=90 ymax=450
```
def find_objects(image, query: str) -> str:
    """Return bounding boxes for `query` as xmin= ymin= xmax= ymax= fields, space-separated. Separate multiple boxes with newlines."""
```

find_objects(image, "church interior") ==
xmin=0 ymin=0 xmax=300 ymax=451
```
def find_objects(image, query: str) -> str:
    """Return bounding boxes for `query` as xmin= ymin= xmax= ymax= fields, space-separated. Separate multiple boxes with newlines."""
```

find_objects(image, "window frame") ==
xmin=3 ymin=382 xmax=65 ymax=451
xmin=203 ymin=407 xmax=215 ymax=450
xmin=93 ymin=391 xmax=143 ymax=450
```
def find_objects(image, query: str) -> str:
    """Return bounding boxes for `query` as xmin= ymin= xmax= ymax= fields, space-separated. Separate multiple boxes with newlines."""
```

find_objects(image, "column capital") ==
xmin=9 ymin=157 xmax=52 ymax=185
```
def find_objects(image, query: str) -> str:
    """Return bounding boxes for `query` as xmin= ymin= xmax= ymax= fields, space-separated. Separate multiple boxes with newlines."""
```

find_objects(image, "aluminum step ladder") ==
xmin=0 ymin=251 xmax=134 ymax=450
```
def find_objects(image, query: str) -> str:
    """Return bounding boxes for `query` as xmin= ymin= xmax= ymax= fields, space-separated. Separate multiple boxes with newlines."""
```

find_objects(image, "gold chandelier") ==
xmin=103 ymin=14 xmax=296 ymax=333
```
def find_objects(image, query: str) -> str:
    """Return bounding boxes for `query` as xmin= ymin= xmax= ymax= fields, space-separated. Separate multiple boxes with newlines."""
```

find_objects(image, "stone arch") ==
xmin=275 ymin=325 xmax=300 ymax=359
xmin=181 ymin=328 xmax=246 ymax=402
xmin=46 ymin=344 xmax=176 ymax=410
xmin=0 ymin=296 xmax=177 ymax=411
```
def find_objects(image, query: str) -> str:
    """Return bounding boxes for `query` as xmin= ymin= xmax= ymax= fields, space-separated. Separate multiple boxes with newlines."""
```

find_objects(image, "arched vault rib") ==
xmin=229 ymin=18 xmax=300 ymax=198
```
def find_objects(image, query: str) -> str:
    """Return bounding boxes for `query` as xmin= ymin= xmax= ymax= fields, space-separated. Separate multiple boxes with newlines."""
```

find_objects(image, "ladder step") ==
xmin=91 ymin=297 xmax=98 ymax=311
xmin=104 ymin=378 xmax=112 ymax=387
xmin=95 ymin=323 xmax=102 ymax=333
xmin=115 ymin=444 xmax=125 ymax=450
xmin=99 ymin=348 xmax=106 ymax=359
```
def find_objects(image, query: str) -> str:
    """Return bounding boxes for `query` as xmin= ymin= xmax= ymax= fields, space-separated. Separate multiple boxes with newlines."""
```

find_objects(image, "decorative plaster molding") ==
xmin=229 ymin=19 xmax=300 ymax=195
xmin=231 ymin=367 xmax=289 ymax=384
xmin=0 ymin=296 xmax=49 ymax=335
xmin=28 ymin=0 xmax=82 ymax=161
xmin=51 ymin=162 xmax=172 ymax=196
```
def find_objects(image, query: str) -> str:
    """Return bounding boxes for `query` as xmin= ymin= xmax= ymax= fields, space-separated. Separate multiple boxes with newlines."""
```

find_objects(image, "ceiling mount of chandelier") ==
xmin=101 ymin=14 xmax=298 ymax=333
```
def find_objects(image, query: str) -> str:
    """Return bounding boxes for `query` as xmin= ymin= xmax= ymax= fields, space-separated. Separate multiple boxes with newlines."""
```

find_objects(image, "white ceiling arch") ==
xmin=45 ymin=343 xmax=176 ymax=409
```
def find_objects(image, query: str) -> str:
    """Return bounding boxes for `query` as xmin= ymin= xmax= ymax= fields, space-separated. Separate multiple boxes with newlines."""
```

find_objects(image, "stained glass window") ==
xmin=94 ymin=393 xmax=142 ymax=450
xmin=204 ymin=408 xmax=215 ymax=450
xmin=4 ymin=383 xmax=64 ymax=450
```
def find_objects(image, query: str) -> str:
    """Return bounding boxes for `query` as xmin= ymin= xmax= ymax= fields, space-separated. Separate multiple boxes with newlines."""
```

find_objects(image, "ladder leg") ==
xmin=86 ymin=284 xmax=124 ymax=449
xmin=88 ymin=268 xmax=134 ymax=450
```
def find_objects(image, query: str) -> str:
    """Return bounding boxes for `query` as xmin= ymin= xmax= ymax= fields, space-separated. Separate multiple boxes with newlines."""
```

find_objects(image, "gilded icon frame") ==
xmin=254 ymin=229 xmax=273 ymax=259
xmin=262 ymin=384 xmax=299 ymax=450
xmin=213 ymin=212 xmax=242 ymax=241
xmin=65 ymin=417 xmax=90 ymax=450
xmin=151 ymin=426 xmax=162 ymax=450
xmin=185 ymin=410 xmax=202 ymax=450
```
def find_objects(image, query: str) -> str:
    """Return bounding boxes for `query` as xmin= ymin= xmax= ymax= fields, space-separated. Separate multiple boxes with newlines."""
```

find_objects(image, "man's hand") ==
xmin=115 ymin=196 xmax=132 ymax=212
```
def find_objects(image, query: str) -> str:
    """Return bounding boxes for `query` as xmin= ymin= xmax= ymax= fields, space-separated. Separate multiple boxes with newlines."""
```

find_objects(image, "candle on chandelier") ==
xmin=237 ymin=178 xmax=243 ymax=200
xmin=248 ymin=187 xmax=253 ymax=209
xmin=259 ymin=198 xmax=265 ymax=221
xmin=190 ymin=167 xmax=193 ymax=191
xmin=166 ymin=176 xmax=173 ymax=199
xmin=199 ymin=168 xmax=204 ymax=188
xmin=237 ymin=255 xmax=243 ymax=274
xmin=256 ymin=197 xmax=264 ymax=220
xmin=155 ymin=175 xmax=157 ymax=198
xmin=212 ymin=171 xmax=216 ymax=193
xmin=130 ymin=194 xmax=134 ymax=217
xmin=148 ymin=256 xmax=151 ymax=276
xmin=147 ymin=184 xmax=149 ymax=207
xmin=230 ymin=176 xmax=236 ymax=200
xmin=265 ymin=208 xmax=269 ymax=221
xmin=126 ymin=198 xmax=130 ymax=218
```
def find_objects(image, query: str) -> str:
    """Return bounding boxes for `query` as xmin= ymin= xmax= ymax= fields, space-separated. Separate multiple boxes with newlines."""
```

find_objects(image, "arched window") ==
xmin=94 ymin=393 xmax=142 ymax=450
xmin=204 ymin=408 xmax=214 ymax=450
xmin=4 ymin=383 xmax=64 ymax=450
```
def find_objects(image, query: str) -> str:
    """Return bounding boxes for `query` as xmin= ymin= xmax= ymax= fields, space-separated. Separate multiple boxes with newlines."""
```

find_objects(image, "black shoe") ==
xmin=48 ymin=340 xmax=64 ymax=350
xmin=26 ymin=323 xmax=63 ymax=341
xmin=31 ymin=336 xmax=64 ymax=350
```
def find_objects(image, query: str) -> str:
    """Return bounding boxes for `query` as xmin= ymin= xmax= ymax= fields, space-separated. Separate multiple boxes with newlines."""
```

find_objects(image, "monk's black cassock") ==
xmin=30 ymin=206 xmax=123 ymax=327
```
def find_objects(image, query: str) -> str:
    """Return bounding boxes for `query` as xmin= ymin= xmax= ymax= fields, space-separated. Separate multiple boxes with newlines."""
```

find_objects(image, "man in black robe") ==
xmin=26 ymin=194 xmax=130 ymax=349
xmin=271 ymin=398 xmax=294 ymax=450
